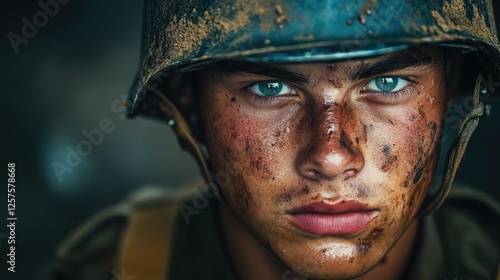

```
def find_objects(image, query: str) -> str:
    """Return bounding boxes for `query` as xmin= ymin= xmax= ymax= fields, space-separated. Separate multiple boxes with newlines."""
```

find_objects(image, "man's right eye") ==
xmin=249 ymin=81 xmax=294 ymax=97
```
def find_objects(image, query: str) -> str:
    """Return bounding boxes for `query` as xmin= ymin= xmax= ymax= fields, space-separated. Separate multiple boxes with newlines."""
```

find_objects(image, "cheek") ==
xmin=373 ymin=108 xmax=439 ymax=185
xmin=202 ymin=92 xmax=297 ymax=218
xmin=368 ymin=97 xmax=445 ymax=228
xmin=353 ymin=107 xmax=442 ymax=259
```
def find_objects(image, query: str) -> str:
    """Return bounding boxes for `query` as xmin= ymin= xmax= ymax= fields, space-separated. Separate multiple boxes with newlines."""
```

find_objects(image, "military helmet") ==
xmin=127 ymin=0 xmax=499 ymax=216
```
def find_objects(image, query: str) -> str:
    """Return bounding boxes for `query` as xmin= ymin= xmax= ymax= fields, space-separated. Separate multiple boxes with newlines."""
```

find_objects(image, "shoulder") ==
xmin=44 ymin=201 xmax=130 ymax=280
xmin=436 ymin=184 xmax=500 ymax=242
xmin=409 ymin=183 xmax=500 ymax=280
xmin=432 ymin=184 xmax=500 ymax=279
xmin=43 ymin=184 xmax=196 ymax=280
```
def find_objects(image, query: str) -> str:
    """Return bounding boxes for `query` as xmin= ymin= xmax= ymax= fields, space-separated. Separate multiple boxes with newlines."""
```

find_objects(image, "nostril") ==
xmin=343 ymin=168 xmax=358 ymax=180
xmin=302 ymin=169 xmax=321 ymax=182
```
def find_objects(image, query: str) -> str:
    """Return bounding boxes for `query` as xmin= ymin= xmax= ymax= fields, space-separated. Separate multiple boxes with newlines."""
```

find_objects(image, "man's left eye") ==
xmin=364 ymin=76 xmax=409 ymax=92
xmin=250 ymin=81 xmax=294 ymax=97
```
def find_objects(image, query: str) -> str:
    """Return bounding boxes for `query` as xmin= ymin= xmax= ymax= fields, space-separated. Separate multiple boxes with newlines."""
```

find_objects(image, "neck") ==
xmin=219 ymin=201 xmax=289 ymax=280
xmin=219 ymin=201 xmax=420 ymax=280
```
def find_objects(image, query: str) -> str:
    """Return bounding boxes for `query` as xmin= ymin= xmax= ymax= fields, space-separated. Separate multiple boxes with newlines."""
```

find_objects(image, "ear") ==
xmin=159 ymin=71 xmax=206 ymax=143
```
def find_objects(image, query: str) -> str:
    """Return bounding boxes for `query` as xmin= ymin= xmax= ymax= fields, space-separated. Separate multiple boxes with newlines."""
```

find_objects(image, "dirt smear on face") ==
xmin=356 ymin=242 xmax=372 ymax=254
xmin=340 ymin=131 xmax=356 ymax=157
xmin=356 ymin=227 xmax=383 ymax=254
xmin=362 ymin=123 xmax=368 ymax=142
xmin=380 ymin=144 xmax=398 ymax=172
xmin=355 ymin=185 xmax=371 ymax=199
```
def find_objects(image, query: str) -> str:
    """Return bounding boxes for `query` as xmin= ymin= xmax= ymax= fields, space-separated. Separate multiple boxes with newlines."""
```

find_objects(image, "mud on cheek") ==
xmin=400 ymin=118 xmax=440 ymax=220
xmin=220 ymin=137 xmax=279 ymax=217
xmin=372 ymin=112 xmax=440 ymax=243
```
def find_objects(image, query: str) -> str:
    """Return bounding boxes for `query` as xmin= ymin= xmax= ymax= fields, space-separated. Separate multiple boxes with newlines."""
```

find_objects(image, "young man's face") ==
xmin=199 ymin=46 xmax=447 ymax=278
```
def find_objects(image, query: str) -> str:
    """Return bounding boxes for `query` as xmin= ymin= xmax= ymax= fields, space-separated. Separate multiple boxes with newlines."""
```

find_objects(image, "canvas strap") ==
xmin=118 ymin=88 xmax=221 ymax=280
xmin=118 ymin=203 xmax=178 ymax=280
xmin=418 ymin=75 xmax=485 ymax=217
xmin=152 ymin=89 xmax=218 ymax=194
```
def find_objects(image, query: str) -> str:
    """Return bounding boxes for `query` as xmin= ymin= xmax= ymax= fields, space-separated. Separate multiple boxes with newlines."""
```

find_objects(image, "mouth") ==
xmin=287 ymin=200 xmax=379 ymax=236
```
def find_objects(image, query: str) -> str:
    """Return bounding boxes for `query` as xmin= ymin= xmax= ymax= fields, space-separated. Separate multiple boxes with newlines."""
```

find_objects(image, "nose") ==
xmin=297 ymin=102 xmax=364 ymax=182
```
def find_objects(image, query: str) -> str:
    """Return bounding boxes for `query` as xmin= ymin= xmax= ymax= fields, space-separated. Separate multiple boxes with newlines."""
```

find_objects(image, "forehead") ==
xmin=202 ymin=45 xmax=444 ymax=83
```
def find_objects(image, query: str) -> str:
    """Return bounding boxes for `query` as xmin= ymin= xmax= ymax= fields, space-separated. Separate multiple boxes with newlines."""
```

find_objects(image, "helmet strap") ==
xmin=151 ymin=89 xmax=228 ymax=205
xmin=418 ymin=75 xmax=486 ymax=218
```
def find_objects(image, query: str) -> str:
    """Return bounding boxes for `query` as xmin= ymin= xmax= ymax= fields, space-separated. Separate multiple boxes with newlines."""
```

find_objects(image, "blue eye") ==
xmin=365 ymin=77 xmax=409 ymax=92
xmin=250 ymin=81 xmax=293 ymax=97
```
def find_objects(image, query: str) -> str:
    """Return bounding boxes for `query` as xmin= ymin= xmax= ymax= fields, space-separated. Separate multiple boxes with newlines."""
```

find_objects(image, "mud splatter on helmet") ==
xmin=127 ymin=0 xmax=499 ymax=216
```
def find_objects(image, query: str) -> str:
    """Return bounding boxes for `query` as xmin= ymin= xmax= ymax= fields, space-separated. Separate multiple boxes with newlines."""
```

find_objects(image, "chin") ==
xmin=271 ymin=238 xmax=384 ymax=280
xmin=288 ymin=259 xmax=375 ymax=280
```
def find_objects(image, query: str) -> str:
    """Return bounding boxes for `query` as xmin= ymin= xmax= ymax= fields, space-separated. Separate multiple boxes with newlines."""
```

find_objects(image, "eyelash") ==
xmin=363 ymin=76 xmax=416 ymax=95
xmin=376 ymin=88 xmax=410 ymax=100
xmin=241 ymin=81 xmax=296 ymax=105
xmin=245 ymin=90 xmax=276 ymax=103
xmin=241 ymin=76 xmax=417 ymax=105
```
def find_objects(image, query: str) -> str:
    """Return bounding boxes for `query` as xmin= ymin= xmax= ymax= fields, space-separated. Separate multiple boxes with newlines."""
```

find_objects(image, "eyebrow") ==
xmin=207 ymin=50 xmax=438 ymax=85
xmin=209 ymin=61 xmax=309 ymax=85
xmin=350 ymin=50 xmax=437 ymax=80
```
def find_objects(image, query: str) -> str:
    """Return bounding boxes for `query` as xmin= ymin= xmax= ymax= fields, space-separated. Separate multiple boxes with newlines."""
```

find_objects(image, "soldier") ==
xmin=46 ymin=0 xmax=500 ymax=279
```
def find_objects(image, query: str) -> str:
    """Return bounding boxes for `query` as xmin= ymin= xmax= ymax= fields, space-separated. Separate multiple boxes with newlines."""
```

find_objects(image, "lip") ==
xmin=287 ymin=200 xmax=379 ymax=235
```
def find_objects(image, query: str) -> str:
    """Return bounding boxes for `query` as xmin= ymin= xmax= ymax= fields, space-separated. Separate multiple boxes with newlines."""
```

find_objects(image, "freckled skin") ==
xmin=199 ymin=47 xmax=447 ymax=279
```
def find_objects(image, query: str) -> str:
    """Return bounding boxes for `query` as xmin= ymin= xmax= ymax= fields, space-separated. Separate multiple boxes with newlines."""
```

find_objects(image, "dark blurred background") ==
xmin=1 ymin=1 xmax=199 ymax=279
xmin=1 ymin=1 xmax=499 ymax=279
